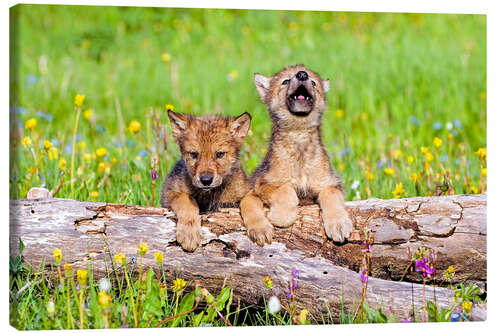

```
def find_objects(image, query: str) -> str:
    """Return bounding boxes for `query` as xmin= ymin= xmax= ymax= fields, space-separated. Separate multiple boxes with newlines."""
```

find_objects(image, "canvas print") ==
xmin=9 ymin=4 xmax=486 ymax=329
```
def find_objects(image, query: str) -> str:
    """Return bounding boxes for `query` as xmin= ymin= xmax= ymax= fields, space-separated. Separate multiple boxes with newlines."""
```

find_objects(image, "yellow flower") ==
xmin=74 ymin=94 xmax=85 ymax=107
xmin=365 ymin=167 xmax=374 ymax=181
xmin=462 ymin=300 xmax=472 ymax=313
xmin=64 ymin=263 xmax=73 ymax=276
xmin=114 ymin=253 xmax=126 ymax=266
xmin=154 ymin=252 xmax=164 ymax=266
xmin=263 ymin=276 xmax=273 ymax=289
xmin=296 ymin=309 xmax=309 ymax=325
xmin=137 ymin=243 xmax=149 ymax=255
xmin=425 ymin=162 xmax=431 ymax=171
xmin=21 ymin=137 xmax=32 ymax=147
xmin=90 ymin=191 xmax=99 ymax=199
xmin=392 ymin=182 xmax=405 ymax=198
xmin=447 ymin=133 xmax=454 ymax=140
xmin=407 ymin=156 xmax=414 ymax=164
xmin=172 ymin=278 xmax=186 ymax=293
xmin=78 ymin=141 xmax=86 ymax=150
xmin=470 ymin=186 xmax=480 ymax=194
xmin=411 ymin=173 xmax=420 ymax=182
xmin=384 ymin=168 xmax=395 ymax=175
xmin=25 ymin=118 xmax=37 ymax=130
xmin=44 ymin=140 xmax=53 ymax=150
xmin=165 ymin=104 xmax=175 ymax=111
xmin=95 ymin=147 xmax=107 ymax=157
xmin=77 ymin=269 xmax=88 ymax=286
xmin=53 ymin=248 xmax=62 ymax=263
xmin=433 ymin=137 xmax=442 ymax=148
xmin=83 ymin=109 xmax=93 ymax=120
xmin=228 ymin=69 xmax=239 ymax=81
xmin=446 ymin=266 xmax=455 ymax=274
xmin=48 ymin=147 xmax=58 ymax=160
xmin=128 ymin=120 xmax=141 ymax=134
xmin=481 ymin=167 xmax=487 ymax=177
xmin=337 ymin=163 xmax=345 ymax=170
xmin=420 ymin=146 xmax=429 ymax=154
xmin=97 ymin=162 xmax=111 ymax=173
xmin=83 ymin=153 xmax=92 ymax=162
xmin=475 ymin=147 xmax=487 ymax=161
xmin=391 ymin=150 xmax=403 ymax=159
xmin=335 ymin=109 xmax=344 ymax=118
xmin=161 ymin=52 xmax=171 ymax=62
xmin=425 ymin=152 xmax=434 ymax=162
xmin=58 ymin=157 xmax=67 ymax=170
xmin=98 ymin=291 xmax=112 ymax=307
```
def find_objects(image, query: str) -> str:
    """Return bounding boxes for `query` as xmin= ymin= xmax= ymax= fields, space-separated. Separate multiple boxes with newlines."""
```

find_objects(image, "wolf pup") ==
xmin=240 ymin=65 xmax=353 ymax=246
xmin=161 ymin=111 xmax=252 ymax=251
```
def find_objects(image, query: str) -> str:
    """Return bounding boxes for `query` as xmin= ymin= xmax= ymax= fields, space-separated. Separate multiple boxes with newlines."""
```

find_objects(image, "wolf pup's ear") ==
xmin=322 ymin=80 xmax=330 ymax=93
xmin=230 ymin=112 xmax=251 ymax=142
xmin=167 ymin=110 xmax=188 ymax=139
xmin=254 ymin=74 xmax=271 ymax=103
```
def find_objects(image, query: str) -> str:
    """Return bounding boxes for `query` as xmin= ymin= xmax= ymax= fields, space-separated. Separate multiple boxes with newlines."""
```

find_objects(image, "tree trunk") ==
xmin=9 ymin=194 xmax=486 ymax=322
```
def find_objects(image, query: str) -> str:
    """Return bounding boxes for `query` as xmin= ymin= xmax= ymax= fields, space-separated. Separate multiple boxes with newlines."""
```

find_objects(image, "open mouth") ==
xmin=287 ymin=84 xmax=313 ymax=115
xmin=290 ymin=85 xmax=312 ymax=101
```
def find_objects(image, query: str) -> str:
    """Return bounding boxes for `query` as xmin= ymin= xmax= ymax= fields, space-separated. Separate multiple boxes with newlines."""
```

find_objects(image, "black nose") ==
xmin=296 ymin=71 xmax=309 ymax=81
xmin=199 ymin=174 xmax=214 ymax=186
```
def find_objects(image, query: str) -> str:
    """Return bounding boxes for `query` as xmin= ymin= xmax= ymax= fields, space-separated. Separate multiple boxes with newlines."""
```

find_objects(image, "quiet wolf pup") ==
xmin=161 ymin=110 xmax=252 ymax=251
xmin=240 ymin=65 xmax=353 ymax=246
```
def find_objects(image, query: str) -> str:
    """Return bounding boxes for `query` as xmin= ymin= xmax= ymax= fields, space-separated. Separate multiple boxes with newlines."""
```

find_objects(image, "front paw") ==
xmin=247 ymin=218 xmax=273 ymax=247
xmin=267 ymin=204 xmax=298 ymax=227
xmin=323 ymin=208 xmax=353 ymax=243
xmin=176 ymin=217 xmax=202 ymax=251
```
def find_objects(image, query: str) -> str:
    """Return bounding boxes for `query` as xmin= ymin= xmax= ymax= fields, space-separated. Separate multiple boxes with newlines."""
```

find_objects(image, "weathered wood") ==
xmin=9 ymin=194 xmax=486 ymax=322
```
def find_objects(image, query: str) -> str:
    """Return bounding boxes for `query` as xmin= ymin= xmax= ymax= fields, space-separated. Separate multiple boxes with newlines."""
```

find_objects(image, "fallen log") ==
xmin=9 ymin=194 xmax=486 ymax=322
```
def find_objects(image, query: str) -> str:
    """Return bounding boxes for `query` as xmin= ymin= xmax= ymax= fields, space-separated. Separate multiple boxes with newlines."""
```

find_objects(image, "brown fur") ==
xmin=161 ymin=111 xmax=252 ymax=251
xmin=240 ymin=65 xmax=353 ymax=246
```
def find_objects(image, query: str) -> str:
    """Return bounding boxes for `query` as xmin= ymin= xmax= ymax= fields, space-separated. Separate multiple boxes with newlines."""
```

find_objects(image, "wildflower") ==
xmin=481 ymin=168 xmax=487 ymax=177
xmin=154 ymin=252 xmax=163 ymax=265
xmin=227 ymin=69 xmax=239 ymax=81
xmin=98 ymin=291 xmax=112 ymax=307
xmin=114 ymin=253 xmax=126 ymax=266
xmin=365 ymin=167 xmax=374 ymax=181
xmin=43 ymin=140 xmax=52 ymax=150
xmin=351 ymin=180 xmax=360 ymax=190
xmin=64 ymin=263 xmax=73 ymax=276
xmin=415 ymin=257 xmax=435 ymax=278
xmin=450 ymin=313 xmax=460 ymax=322
xmin=165 ymin=104 xmax=175 ymax=111
xmin=128 ymin=120 xmax=141 ymax=134
xmin=57 ymin=157 xmax=67 ymax=170
xmin=295 ymin=309 xmax=309 ymax=325
xmin=74 ymin=94 xmax=85 ymax=107
xmin=77 ymin=269 xmax=88 ymax=286
xmin=21 ymin=137 xmax=32 ymax=147
xmin=411 ymin=173 xmax=420 ymax=182
xmin=470 ymin=186 xmax=480 ymax=194
xmin=267 ymin=295 xmax=281 ymax=314
xmin=292 ymin=268 xmax=300 ymax=279
xmin=425 ymin=152 xmax=434 ymax=162
xmin=97 ymin=162 xmax=111 ymax=173
xmin=359 ymin=268 xmax=368 ymax=284
xmin=433 ymin=137 xmax=443 ymax=148
xmin=335 ymin=109 xmax=344 ymax=118
xmin=53 ymin=248 xmax=62 ymax=263
xmin=392 ymin=182 xmax=405 ymax=198
xmin=263 ymin=276 xmax=273 ymax=289
xmin=83 ymin=109 xmax=93 ymax=120
xmin=96 ymin=147 xmax=107 ymax=157
xmin=425 ymin=162 xmax=431 ymax=171
xmin=77 ymin=141 xmax=86 ymax=150
xmin=151 ymin=169 xmax=158 ymax=180
xmin=475 ymin=147 xmax=487 ymax=161
xmin=384 ymin=168 xmax=394 ymax=175
xmin=447 ymin=266 xmax=455 ymax=274
xmin=98 ymin=278 xmax=112 ymax=293
xmin=420 ymin=146 xmax=429 ymax=154
xmin=362 ymin=242 xmax=372 ymax=253
xmin=83 ymin=153 xmax=92 ymax=162
xmin=391 ymin=150 xmax=403 ymax=159
xmin=111 ymin=157 xmax=118 ymax=164
xmin=46 ymin=299 xmax=55 ymax=315
xmin=25 ymin=118 xmax=37 ymax=130
xmin=137 ymin=243 xmax=149 ymax=255
xmin=446 ymin=122 xmax=453 ymax=130
xmin=407 ymin=156 xmax=414 ymax=164
xmin=462 ymin=300 xmax=472 ymax=313
xmin=433 ymin=122 xmax=442 ymax=130
xmin=161 ymin=52 xmax=171 ymax=62
xmin=172 ymin=278 xmax=186 ymax=292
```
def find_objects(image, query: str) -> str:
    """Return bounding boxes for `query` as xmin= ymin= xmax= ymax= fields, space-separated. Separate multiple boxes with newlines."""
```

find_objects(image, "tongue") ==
xmin=297 ymin=95 xmax=305 ymax=100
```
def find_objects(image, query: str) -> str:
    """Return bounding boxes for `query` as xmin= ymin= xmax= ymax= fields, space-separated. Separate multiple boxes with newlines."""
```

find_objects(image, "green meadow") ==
xmin=9 ymin=5 xmax=486 ymax=329
xmin=10 ymin=5 xmax=486 ymax=204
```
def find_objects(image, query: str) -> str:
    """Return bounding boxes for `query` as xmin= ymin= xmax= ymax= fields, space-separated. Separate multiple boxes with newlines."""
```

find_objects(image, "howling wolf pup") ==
xmin=161 ymin=111 xmax=252 ymax=251
xmin=240 ymin=65 xmax=353 ymax=246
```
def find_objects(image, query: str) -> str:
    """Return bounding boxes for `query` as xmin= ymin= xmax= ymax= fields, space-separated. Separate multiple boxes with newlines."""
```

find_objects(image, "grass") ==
xmin=9 ymin=4 xmax=486 ymax=329
xmin=10 ymin=5 xmax=486 ymax=205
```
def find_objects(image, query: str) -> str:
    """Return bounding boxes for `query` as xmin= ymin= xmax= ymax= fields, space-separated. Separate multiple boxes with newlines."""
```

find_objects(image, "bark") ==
xmin=9 ymin=194 xmax=486 ymax=322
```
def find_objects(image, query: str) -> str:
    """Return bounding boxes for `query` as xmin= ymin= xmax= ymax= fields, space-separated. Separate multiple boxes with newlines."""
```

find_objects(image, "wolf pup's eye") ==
xmin=282 ymin=79 xmax=290 ymax=85
xmin=189 ymin=152 xmax=199 ymax=159
xmin=215 ymin=151 xmax=225 ymax=159
xmin=311 ymin=80 xmax=316 ymax=86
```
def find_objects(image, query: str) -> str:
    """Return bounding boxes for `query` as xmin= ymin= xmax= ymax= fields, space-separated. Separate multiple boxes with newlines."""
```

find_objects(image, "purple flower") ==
xmin=450 ymin=313 xmax=460 ymax=322
xmin=151 ymin=169 xmax=158 ymax=180
xmin=362 ymin=243 xmax=372 ymax=253
xmin=415 ymin=257 xmax=435 ymax=278
xmin=359 ymin=268 xmax=368 ymax=284
xmin=292 ymin=268 xmax=300 ymax=279
xmin=401 ymin=319 xmax=411 ymax=323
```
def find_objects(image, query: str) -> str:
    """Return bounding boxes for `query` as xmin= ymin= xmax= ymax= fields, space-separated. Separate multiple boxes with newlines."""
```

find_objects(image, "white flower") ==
xmin=268 ymin=295 xmax=282 ymax=314
xmin=98 ymin=278 xmax=112 ymax=293
xmin=351 ymin=180 xmax=360 ymax=190
xmin=446 ymin=122 xmax=453 ymax=130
